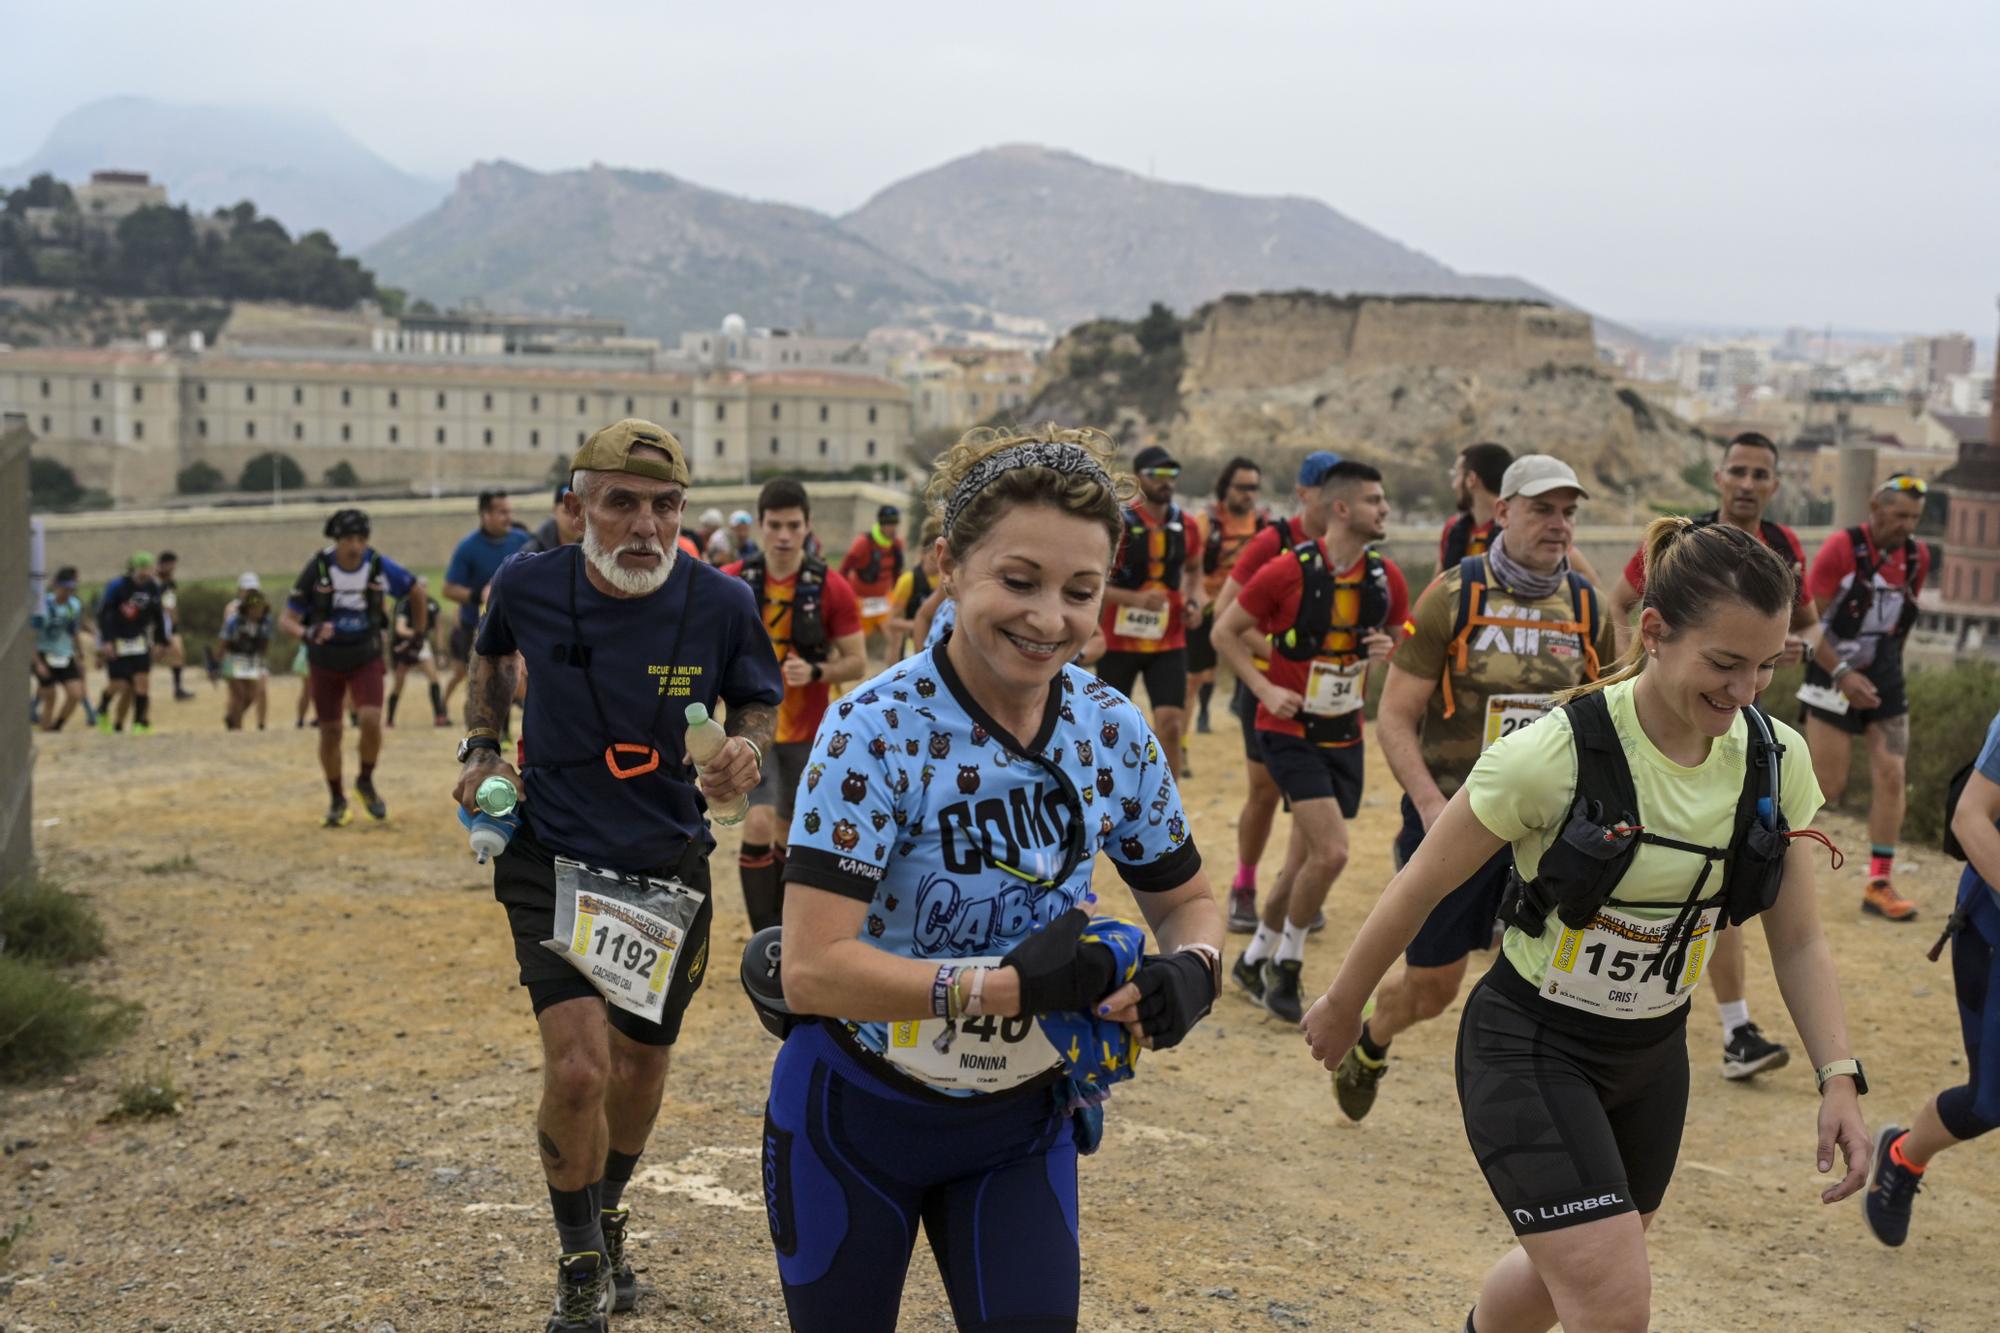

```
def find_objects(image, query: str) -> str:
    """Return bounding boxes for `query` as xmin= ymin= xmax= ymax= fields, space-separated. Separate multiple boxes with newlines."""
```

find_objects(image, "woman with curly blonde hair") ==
xmin=763 ymin=425 xmax=1224 ymax=1331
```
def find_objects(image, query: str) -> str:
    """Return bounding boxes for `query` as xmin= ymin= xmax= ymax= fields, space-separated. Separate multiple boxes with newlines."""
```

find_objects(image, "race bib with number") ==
xmin=44 ymin=654 xmax=72 ymax=670
xmin=1111 ymin=603 xmax=1168 ymax=642
xmin=1796 ymin=681 xmax=1850 ymax=716
xmin=860 ymin=596 xmax=891 ymax=619
xmin=114 ymin=636 xmax=149 ymax=657
xmin=543 ymin=858 xmax=706 ymax=1021
xmin=881 ymin=957 xmax=1064 ymax=1091
xmin=1303 ymin=659 xmax=1366 ymax=717
xmin=1483 ymin=693 xmax=1554 ymax=750
xmin=1540 ymin=906 xmax=1717 ymax=1020
xmin=226 ymin=653 xmax=264 ymax=679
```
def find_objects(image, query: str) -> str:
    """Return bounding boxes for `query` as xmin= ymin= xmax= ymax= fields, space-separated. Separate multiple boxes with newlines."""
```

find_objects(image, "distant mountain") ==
xmin=363 ymin=160 xmax=971 ymax=340
xmin=4 ymin=96 xmax=445 ymax=248
xmin=843 ymin=145 xmax=1659 ymax=353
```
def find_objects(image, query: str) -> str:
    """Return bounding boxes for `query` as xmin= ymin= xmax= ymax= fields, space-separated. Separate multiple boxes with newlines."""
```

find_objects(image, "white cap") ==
xmin=237 ymin=572 xmax=262 ymax=591
xmin=699 ymin=507 xmax=726 ymax=526
xmin=1500 ymin=454 xmax=1590 ymax=500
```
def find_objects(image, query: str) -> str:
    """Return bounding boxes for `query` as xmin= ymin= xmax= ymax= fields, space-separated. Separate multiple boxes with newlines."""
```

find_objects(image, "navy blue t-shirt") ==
xmin=447 ymin=526 xmax=533 ymax=628
xmin=477 ymin=546 xmax=783 ymax=870
xmin=786 ymin=642 xmax=1202 ymax=1060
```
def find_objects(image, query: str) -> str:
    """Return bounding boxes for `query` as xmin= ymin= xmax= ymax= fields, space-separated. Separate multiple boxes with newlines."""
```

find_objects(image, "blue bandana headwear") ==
xmin=1037 ymin=916 xmax=1148 ymax=1114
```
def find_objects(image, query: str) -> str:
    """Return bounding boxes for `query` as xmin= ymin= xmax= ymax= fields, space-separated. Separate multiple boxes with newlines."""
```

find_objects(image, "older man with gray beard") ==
xmin=452 ymin=419 xmax=783 ymax=1330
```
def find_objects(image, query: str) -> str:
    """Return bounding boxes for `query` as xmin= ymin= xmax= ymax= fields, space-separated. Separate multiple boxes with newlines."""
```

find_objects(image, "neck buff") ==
xmin=1486 ymin=527 xmax=1567 ymax=600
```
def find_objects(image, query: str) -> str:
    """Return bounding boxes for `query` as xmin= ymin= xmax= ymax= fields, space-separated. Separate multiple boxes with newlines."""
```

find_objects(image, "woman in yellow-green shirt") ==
xmin=1305 ymin=516 xmax=1871 ymax=1333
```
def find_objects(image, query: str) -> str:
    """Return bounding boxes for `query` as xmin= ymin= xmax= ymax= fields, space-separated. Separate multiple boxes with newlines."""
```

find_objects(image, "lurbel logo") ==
xmin=1522 ymin=1191 xmax=1626 ymax=1226
xmin=1512 ymin=1208 xmax=1535 ymax=1227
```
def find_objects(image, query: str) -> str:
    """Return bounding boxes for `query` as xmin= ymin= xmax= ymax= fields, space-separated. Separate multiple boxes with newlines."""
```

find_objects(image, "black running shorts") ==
xmin=1398 ymin=795 xmax=1513 ymax=969
xmin=1232 ymin=680 xmax=1263 ymax=764
xmin=492 ymin=820 xmax=714 ymax=1047
xmin=106 ymin=653 xmax=152 ymax=681
xmin=1456 ymin=962 xmax=1689 ymax=1235
xmin=1799 ymin=658 xmax=1910 ymax=736
xmin=748 ymin=740 xmax=814 ymax=821
xmin=1185 ymin=617 xmax=1217 ymax=674
xmin=1255 ymin=731 xmax=1363 ymax=817
xmin=1096 ymin=649 xmax=1189 ymax=712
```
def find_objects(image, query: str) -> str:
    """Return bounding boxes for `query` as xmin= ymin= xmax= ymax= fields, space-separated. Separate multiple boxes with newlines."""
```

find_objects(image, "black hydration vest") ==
xmin=901 ymin=565 xmax=932 ymax=620
xmin=1825 ymin=526 xmax=1921 ymax=642
xmin=1273 ymin=542 xmax=1391 ymax=663
xmin=1497 ymin=691 xmax=1795 ymax=993
xmin=1202 ymin=508 xmax=1267 ymax=575
xmin=312 ymin=551 xmax=387 ymax=631
xmin=1440 ymin=513 xmax=1490 ymax=572
xmin=739 ymin=554 xmax=831 ymax=663
xmin=1112 ymin=504 xmax=1187 ymax=591
xmin=858 ymin=536 xmax=904 ymax=587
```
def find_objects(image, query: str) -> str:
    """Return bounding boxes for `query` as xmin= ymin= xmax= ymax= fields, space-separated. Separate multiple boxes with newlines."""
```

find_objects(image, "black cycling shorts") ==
xmin=491 ymin=820 xmax=714 ymax=1047
xmin=1256 ymin=731 xmax=1363 ymax=817
xmin=1185 ymin=618 xmax=1217 ymax=674
xmin=1397 ymin=794 xmax=1513 ymax=968
xmin=1096 ymin=649 xmax=1188 ymax=712
xmin=106 ymin=653 xmax=152 ymax=681
xmin=36 ymin=659 xmax=83 ymax=685
xmin=1456 ymin=962 xmax=1689 ymax=1235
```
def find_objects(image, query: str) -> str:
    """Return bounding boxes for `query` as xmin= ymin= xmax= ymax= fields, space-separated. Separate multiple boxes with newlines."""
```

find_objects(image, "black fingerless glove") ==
xmin=1001 ymin=908 xmax=1117 ymax=1015
xmin=1132 ymin=950 xmax=1216 ymax=1049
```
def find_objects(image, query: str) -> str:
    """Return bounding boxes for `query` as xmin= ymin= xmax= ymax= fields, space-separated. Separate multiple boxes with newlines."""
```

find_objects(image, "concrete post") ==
xmin=1835 ymin=441 xmax=1878 ymax=528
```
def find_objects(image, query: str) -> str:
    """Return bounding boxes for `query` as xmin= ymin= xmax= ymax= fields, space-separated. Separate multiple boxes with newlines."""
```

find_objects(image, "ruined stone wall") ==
xmin=1182 ymin=293 xmax=1597 ymax=395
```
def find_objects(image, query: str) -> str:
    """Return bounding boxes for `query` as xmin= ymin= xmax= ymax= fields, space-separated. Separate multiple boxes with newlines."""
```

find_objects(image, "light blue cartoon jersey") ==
xmin=785 ymin=644 xmax=1201 ymax=1066
xmin=923 ymin=598 xmax=956 ymax=649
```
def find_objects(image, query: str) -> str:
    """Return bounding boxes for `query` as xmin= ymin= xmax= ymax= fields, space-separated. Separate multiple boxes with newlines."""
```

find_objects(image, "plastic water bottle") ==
xmin=684 ymin=703 xmax=748 ymax=826
xmin=458 ymin=776 xmax=522 ymax=864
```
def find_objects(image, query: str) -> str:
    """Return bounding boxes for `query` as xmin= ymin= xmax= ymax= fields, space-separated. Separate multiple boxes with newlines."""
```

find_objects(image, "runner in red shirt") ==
xmin=1801 ymin=473 xmax=1933 ymax=923
xmin=726 ymin=477 xmax=868 ymax=929
xmin=1208 ymin=450 xmax=1342 ymax=932
xmin=839 ymin=504 xmax=904 ymax=664
xmin=1098 ymin=444 xmax=1205 ymax=783
xmin=1212 ymin=460 xmax=1407 ymax=1023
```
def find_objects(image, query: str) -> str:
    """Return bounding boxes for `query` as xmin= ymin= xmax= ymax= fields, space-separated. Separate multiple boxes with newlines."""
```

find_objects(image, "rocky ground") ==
xmin=4 ymin=676 xmax=1994 ymax=1331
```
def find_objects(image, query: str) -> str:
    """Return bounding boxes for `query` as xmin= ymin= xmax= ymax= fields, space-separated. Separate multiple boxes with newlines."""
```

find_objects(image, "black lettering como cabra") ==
xmin=937 ymin=782 xmax=1071 ymax=876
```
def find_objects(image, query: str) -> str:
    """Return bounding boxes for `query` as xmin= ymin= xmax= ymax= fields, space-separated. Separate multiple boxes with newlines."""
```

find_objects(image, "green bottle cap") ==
xmin=475 ymin=775 xmax=518 ymax=816
xmin=684 ymin=703 xmax=710 ymax=726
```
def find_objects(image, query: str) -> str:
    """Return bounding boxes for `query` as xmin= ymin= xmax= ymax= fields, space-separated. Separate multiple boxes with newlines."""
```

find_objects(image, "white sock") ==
xmin=1278 ymin=920 xmax=1309 ymax=964
xmin=1717 ymin=999 xmax=1750 ymax=1035
xmin=1244 ymin=924 xmax=1279 ymax=965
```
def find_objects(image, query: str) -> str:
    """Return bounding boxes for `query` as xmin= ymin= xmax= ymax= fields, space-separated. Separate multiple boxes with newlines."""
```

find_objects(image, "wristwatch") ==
xmin=1814 ymin=1057 xmax=1868 ymax=1095
xmin=810 ymin=661 xmax=823 ymax=683
xmin=457 ymin=730 xmax=502 ymax=764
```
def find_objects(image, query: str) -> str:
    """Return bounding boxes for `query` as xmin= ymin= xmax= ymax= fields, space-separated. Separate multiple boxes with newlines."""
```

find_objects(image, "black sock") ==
xmin=133 ymin=695 xmax=151 ymax=726
xmin=172 ymin=667 xmax=184 ymax=690
xmin=386 ymin=690 xmax=401 ymax=725
xmin=740 ymin=842 xmax=782 ymax=932
xmin=1358 ymin=1021 xmax=1389 ymax=1061
xmin=1198 ymin=681 xmax=1214 ymax=714
xmin=548 ymin=1181 xmax=606 ymax=1258
xmin=429 ymin=681 xmax=444 ymax=717
xmin=327 ymin=778 xmax=344 ymax=803
xmin=358 ymin=762 xmax=375 ymax=786
xmin=98 ymin=688 xmax=112 ymax=713
xmin=601 ymin=1149 xmax=642 ymax=1212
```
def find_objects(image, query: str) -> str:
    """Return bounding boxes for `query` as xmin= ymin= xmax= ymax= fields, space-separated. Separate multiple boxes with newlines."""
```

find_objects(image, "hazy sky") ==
xmin=7 ymin=1 xmax=1996 ymax=338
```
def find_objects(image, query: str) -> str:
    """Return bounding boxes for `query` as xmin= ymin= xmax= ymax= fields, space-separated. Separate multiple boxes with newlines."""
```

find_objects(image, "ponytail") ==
xmin=1558 ymin=515 xmax=1795 ymax=702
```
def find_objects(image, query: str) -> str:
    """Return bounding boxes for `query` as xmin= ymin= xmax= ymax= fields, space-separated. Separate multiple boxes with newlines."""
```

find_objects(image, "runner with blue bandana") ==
xmin=765 ymin=425 xmax=1224 ymax=1333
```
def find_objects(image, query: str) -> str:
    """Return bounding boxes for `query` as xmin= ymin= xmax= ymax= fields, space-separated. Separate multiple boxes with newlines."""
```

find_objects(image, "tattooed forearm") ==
xmin=465 ymin=653 xmax=519 ymax=732
xmin=725 ymin=701 xmax=777 ymax=757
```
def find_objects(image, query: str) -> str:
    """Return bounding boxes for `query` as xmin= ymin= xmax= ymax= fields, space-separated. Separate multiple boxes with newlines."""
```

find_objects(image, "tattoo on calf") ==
xmin=538 ymin=1129 xmax=562 ymax=1164
xmin=1876 ymin=713 xmax=1910 ymax=758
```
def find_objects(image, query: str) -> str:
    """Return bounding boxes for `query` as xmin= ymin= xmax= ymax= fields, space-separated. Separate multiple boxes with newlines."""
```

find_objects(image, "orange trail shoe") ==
xmin=1862 ymin=880 xmax=1918 ymax=922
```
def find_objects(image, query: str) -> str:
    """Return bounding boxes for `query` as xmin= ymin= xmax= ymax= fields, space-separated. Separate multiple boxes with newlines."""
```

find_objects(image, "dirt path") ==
xmin=4 ymin=676 xmax=1994 ymax=1331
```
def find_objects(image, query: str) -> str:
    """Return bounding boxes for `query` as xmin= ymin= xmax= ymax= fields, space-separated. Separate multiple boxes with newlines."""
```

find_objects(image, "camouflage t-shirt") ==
xmin=1389 ymin=564 xmax=1622 ymax=796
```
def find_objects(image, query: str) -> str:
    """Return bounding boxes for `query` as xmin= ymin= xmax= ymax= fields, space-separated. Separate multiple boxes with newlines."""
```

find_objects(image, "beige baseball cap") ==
xmin=570 ymin=419 xmax=690 ymax=485
xmin=1500 ymin=454 xmax=1590 ymax=499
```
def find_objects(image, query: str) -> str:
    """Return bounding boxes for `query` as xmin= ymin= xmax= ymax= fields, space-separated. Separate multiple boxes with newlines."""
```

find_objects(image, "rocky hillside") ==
xmin=1014 ymin=293 xmax=1708 ymax=510
xmin=364 ymin=161 xmax=972 ymax=341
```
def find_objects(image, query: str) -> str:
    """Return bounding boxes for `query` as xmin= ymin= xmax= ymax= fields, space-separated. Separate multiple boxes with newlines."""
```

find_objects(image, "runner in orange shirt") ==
xmin=728 ymin=478 xmax=869 ymax=929
xmin=840 ymin=504 xmax=905 ymax=664
xmin=1188 ymin=456 xmax=1266 ymax=736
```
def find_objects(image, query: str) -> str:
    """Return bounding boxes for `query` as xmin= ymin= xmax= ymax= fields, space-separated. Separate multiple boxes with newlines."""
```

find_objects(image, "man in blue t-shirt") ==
xmin=281 ymin=508 xmax=427 ymax=827
xmin=450 ymin=419 xmax=782 ymax=1323
xmin=32 ymin=565 xmax=92 ymax=731
xmin=442 ymin=489 xmax=532 ymax=709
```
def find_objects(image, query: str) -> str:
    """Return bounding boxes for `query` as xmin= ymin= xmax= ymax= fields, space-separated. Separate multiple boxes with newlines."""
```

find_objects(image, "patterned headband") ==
xmin=944 ymin=441 xmax=1115 ymax=538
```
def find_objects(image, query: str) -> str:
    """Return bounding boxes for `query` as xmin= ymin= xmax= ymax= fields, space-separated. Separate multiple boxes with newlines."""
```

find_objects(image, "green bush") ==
xmin=0 ymin=954 xmax=141 ymax=1083
xmin=238 ymin=450 xmax=305 ymax=492
xmin=176 ymin=460 xmax=226 ymax=494
xmin=28 ymin=455 xmax=83 ymax=510
xmin=110 ymin=1063 xmax=182 ymax=1120
xmin=1904 ymin=660 xmax=2000 ymax=846
xmin=0 ymin=873 xmax=106 ymax=966
xmin=322 ymin=460 xmax=360 ymax=487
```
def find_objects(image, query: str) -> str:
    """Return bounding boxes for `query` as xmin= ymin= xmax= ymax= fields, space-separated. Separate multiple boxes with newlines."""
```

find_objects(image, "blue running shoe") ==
xmin=1864 ymin=1125 xmax=1920 ymax=1247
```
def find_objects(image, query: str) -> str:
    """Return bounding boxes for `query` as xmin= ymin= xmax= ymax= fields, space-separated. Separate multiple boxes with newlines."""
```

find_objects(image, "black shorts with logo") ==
xmin=1256 ymin=731 xmax=1363 ymax=816
xmin=492 ymin=819 xmax=714 ymax=1047
xmin=1456 ymin=960 xmax=1689 ymax=1235
xmin=1096 ymin=649 xmax=1189 ymax=712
